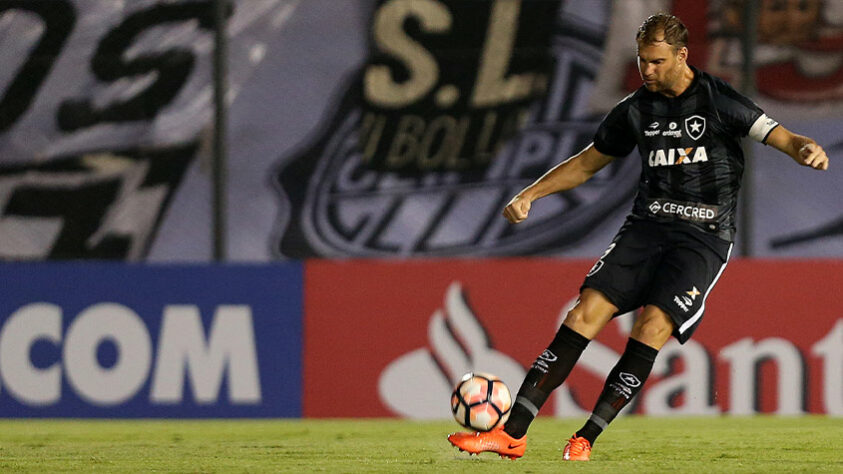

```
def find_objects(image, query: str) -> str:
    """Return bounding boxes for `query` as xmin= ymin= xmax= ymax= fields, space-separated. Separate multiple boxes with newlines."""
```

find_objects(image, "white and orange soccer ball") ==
xmin=450 ymin=372 xmax=512 ymax=431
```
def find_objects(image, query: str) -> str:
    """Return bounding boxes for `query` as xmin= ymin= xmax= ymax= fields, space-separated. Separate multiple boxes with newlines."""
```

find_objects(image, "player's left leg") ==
xmin=564 ymin=306 xmax=673 ymax=461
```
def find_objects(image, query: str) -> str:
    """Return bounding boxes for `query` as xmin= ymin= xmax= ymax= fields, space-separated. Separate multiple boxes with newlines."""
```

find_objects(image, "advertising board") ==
xmin=304 ymin=259 xmax=843 ymax=417
xmin=0 ymin=263 xmax=302 ymax=417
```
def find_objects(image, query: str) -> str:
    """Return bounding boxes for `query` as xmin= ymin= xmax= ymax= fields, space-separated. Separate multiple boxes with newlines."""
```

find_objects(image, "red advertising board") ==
xmin=304 ymin=259 xmax=843 ymax=418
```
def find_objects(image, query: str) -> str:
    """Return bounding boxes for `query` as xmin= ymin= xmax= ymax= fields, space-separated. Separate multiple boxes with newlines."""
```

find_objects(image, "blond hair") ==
xmin=636 ymin=13 xmax=689 ymax=50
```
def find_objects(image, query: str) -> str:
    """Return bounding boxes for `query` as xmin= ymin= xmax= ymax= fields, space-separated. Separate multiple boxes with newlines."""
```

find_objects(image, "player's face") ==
xmin=637 ymin=40 xmax=687 ymax=95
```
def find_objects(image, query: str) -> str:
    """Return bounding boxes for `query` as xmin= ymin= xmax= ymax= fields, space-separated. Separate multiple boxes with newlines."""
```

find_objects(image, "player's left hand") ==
xmin=797 ymin=143 xmax=829 ymax=170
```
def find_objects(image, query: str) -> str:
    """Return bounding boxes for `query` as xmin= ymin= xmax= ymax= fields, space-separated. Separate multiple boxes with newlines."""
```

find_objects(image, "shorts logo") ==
xmin=587 ymin=243 xmax=616 ymax=277
xmin=619 ymin=372 xmax=641 ymax=387
xmin=686 ymin=286 xmax=701 ymax=300
xmin=674 ymin=295 xmax=690 ymax=312
xmin=685 ymin=115 xmax=706 ymax=141
xmin=674 ymin=286 xmax=701 ymax=313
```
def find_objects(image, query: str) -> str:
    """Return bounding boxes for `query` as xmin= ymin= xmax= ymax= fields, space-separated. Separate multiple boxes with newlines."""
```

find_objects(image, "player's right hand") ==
xmin=798 ymin=143 xmax=829 ymax=170
xmin=503 ymin=195 xmax=532 ymax=224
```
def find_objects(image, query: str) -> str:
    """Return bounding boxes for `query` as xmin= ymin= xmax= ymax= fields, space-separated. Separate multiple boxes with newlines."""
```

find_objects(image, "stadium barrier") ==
xmin=1 ymin=259 xmax=840 ymax=417
xmin=0 ymin=263 xmax=302 ymax=417
xmin=305 ymin=259 xmax=843 ymax=418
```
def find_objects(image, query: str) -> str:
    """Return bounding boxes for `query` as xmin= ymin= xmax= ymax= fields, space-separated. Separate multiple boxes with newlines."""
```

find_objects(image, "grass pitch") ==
xmin=0 ymin=416 xmax=840 ymax=472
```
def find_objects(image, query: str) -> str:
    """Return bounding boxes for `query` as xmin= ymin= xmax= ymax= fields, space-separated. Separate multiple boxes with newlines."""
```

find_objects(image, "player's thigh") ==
xmin=582 ymin=220 xmax=662 ymax=315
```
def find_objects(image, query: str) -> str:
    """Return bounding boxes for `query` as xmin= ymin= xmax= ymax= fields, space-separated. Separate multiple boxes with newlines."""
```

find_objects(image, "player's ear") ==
xmin=677 ymin=46 xmax=688 ymax=63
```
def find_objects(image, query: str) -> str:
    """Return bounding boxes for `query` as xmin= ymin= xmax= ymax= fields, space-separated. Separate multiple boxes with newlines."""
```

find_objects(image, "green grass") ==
xmin=0 ymin=417 xmax=840 ymax=472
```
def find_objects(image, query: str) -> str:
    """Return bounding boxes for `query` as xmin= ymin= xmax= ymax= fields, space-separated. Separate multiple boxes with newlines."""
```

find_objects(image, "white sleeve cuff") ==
xmin=748 ymin=114 xmax=779 ymax=143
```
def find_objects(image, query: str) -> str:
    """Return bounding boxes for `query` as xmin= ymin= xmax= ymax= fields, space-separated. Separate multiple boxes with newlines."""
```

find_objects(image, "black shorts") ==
xmin=582 ymin=217 xmax=733 ymax=344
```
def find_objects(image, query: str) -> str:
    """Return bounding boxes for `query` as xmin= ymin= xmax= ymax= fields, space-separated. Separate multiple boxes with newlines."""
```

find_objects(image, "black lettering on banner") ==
xmin=5 ymin=177 xmax=125 ymax=258
xmin=57 ymin=1 xmax=225 ymax=131
xmin=360 ymin=0 xmax=560 ymax=172
xmin=0 ymin=0 xmax=75 ymax=132
xmin=0 ymin=143 xmax=197 ymax=259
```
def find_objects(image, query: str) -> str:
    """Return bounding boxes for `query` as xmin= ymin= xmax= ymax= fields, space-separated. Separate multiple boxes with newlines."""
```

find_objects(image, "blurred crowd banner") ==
xmin=0 ymin=0 xmax=842 ymax=261
xmin=305 ymin=259 xmax=843 ymax=418
xmin=0 ymin=263 xmax=302 ymax=417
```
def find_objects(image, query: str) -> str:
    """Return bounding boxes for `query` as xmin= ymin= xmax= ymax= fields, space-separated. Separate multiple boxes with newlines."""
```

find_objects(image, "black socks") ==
xmin=576 ymin=337 xmax=659 ymax=445
xmin=504 ymin=324 xmax=590 ymax=439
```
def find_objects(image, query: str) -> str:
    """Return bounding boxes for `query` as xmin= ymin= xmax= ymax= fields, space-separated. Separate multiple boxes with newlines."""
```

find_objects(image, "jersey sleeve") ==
xmin=593 ymin=97 xmax=637 ymax=157
xmin=712 ymin=79 xmax=779 ymax=143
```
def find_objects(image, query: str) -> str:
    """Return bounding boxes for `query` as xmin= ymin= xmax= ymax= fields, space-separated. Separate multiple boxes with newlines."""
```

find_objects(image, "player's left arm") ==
xmin=765 ymin=125 xmax=830 ymax=170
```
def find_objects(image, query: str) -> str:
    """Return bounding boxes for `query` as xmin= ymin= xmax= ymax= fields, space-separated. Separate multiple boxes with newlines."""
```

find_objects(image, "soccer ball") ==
xmin=450 ymin=372 xmax=512 ymax=431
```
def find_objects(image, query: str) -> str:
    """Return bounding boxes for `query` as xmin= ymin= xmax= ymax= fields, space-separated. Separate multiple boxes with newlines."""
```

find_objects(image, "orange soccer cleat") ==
xmin=447 ymin=426 xmax=526 ymax=460
xmin=562 ymin=434 xmax=591 ymax=461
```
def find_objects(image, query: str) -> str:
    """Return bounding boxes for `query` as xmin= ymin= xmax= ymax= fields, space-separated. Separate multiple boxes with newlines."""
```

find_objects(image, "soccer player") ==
xmin=448 ymin=13 xmax=829 ymax=461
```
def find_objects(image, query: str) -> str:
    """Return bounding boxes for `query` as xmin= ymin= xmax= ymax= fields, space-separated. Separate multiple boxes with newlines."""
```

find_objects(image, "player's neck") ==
xmin=659 ymin=65 xmax=694 ymax=98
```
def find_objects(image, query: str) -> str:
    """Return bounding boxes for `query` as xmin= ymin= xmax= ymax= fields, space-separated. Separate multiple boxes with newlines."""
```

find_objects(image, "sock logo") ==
xmin=539 ymin=349 xmax=558 ymax=362
xmin=619 ymin=372 xmax=641 ymax=388
xmin=531 ymin=349 xmax=558 ymax=373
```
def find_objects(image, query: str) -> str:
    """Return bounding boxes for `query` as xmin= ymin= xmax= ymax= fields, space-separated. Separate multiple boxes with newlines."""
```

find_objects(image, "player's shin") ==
xmin=503 ymin=325 xmax=590 ymax=439
xmin=575 ymin=337 xmax=658 ymax=445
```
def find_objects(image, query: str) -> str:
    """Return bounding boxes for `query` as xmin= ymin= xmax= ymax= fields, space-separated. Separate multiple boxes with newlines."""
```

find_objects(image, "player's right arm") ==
xmin=502 ymin=144 xmax=615 ymax=224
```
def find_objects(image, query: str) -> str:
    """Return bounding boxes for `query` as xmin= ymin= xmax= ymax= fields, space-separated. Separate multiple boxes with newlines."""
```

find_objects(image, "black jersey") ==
xmin=593 ymin=66 xmax=779 ymax=241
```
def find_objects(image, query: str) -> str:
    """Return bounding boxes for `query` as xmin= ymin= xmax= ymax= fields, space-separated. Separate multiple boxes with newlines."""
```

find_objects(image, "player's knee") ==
xmin=636 ymin=320 xmax=671 ymax=340
xmin=563 ymin=305 xmax=589 ymax=328
xmin=562 ymin=304 xmax=608 ymax=339
xmin=632 ymin=314 xmax=673 ymax=349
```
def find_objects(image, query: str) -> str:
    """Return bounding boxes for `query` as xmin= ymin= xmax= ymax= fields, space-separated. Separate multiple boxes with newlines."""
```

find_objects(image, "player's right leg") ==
xmin=448 ymin=289 xmax=616 ymax=458
xmin=447 ymin=426 xmax=526 ymax=459
xmin=502 ymin=289 xmax=616 ymax=439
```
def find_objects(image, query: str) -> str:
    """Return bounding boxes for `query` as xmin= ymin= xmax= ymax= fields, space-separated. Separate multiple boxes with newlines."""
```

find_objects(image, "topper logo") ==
xmin=378 ymin=282 xmax=525 ymax=419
